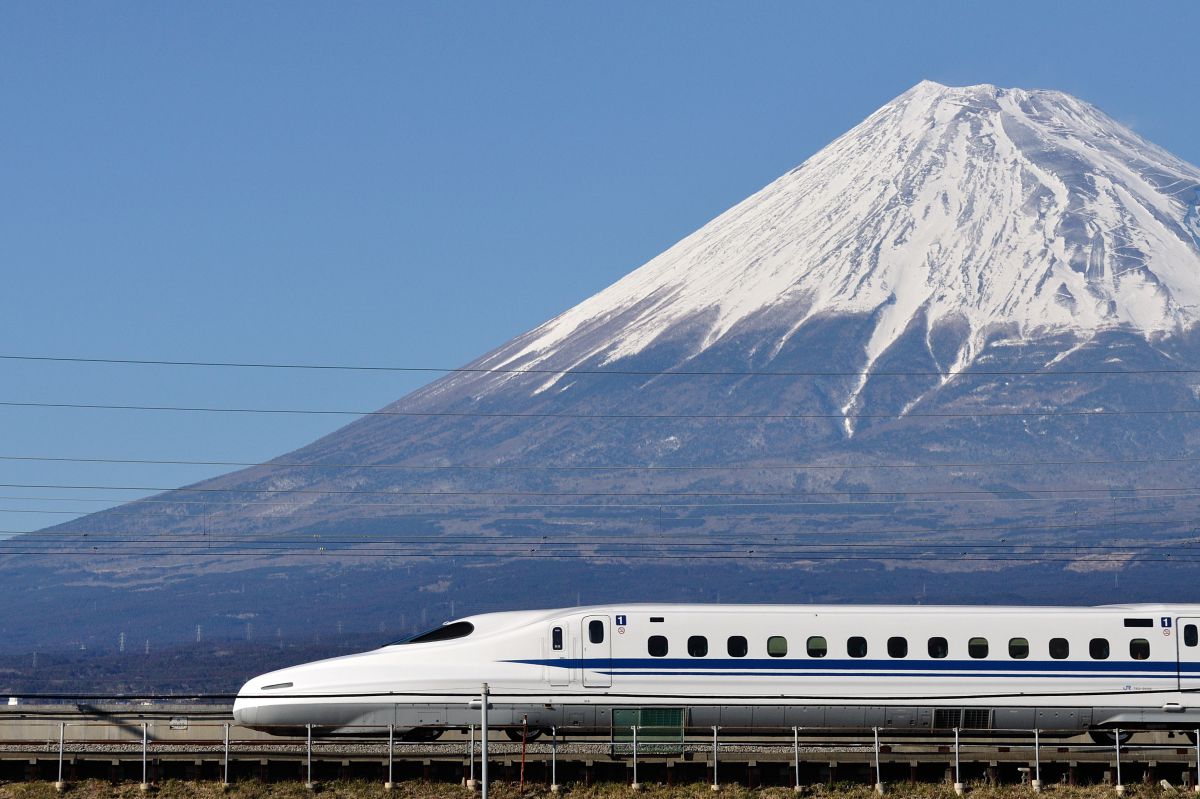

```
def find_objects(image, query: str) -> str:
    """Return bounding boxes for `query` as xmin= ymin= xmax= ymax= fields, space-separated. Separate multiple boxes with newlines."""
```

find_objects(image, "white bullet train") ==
xmin=233 ymin=603 xmax=1200 ymax=741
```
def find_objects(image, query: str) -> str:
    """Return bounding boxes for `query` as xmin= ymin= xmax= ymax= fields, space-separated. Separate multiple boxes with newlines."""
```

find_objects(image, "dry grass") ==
xmin=0 ymin=782 xmax=1184 ymax=799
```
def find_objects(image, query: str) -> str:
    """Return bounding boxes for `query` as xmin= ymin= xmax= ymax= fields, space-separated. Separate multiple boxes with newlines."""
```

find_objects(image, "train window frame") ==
xmin=1008 ymin=637 xmax=1029 ymax=659
xmin=927 ymin=637 xmax=948 ymax=659
xmin=1089 ymin=638 xmax=1110 ymax=660
xmin=807 ymin=636 xmax=828 ymax=658
xmin=396 ymin=621 xmax=475 ymax=645
xmin=968 ymin=637 xmax=989 ymax=659
xmin=767 ymin=636 xmax=788 ymax=658
xmin=688 ymin=635 xmax=709 ymax=657
xmin=648 ymin=635 xmax=668 ymax=657
xmin=1049 ymin=637 xmax=1069 ymax=659
xmin=727 ymin=635 xmax=748 ymax=658
xmin=552 ymin=627 xmax=563 ymax=651
xmin=588 ymin=619 xmax=605 ymax=644
xmin=1129 ymin=638 xmax=1150 ymax=660
xmin=887 ymin=636 xmax=908 ymax=658
xmin=1186 ymin=624 xmax=1199 ymax=648
xmin=847 ymin=636 xmax=868 ymax=658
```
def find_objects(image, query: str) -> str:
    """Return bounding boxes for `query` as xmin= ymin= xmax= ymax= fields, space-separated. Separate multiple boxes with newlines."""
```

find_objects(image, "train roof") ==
xmin=459 ymin=603 xmax=1200 ymax=620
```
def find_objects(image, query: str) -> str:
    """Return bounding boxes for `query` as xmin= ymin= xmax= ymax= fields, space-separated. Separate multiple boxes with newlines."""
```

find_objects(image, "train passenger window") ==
xmin=552 ymin=627 xmax=563 ymax=651
xmin=648 ymin=635 xmax=668 ymax=657
xmin=1187 ymin=625 xmax=1199 ymax=647
xmin=767 ymin=636 xmax=788 ymax=657
xmin=807 ymin=636 xmax=828 ymax=658
xmin=927 ymin=637 xmax=948 ymax=659
xmin=727 ymin=636 xmax=748 ymax=657
xmin=1129 ymin=639 xmax=1150 ymax=660
xmin=968 ymin=637 xmax=989 ymax=658
xmin=1049 ymin=638 xmax=1069 ymax=659
xmin=887 ymin=637 xmax=907 ymax=658
xmin=1008 ymin=638 xmax=1029 ymax=659
xmin=847 ymin=636 xmax=868 ymax=658
xmin=1089 ymin=638 xmax=1110 ymax=660
xmin=688 ymin=636 xmax=709 ymax=657
xmin=588 ymin=620 xmax=605 ymax=644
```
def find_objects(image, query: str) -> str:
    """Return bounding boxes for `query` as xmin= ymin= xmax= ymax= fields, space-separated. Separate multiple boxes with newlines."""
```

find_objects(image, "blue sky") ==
xmin=2 ymin=1 xmax=1198 ymax=534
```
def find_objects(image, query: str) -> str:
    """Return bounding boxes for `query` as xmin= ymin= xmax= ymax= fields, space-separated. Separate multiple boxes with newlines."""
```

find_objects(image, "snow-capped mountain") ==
xmin=8 ymin=81 xmax=1200 ymax=655
xmin=478 ymin=81 xmax=1200 ymax=424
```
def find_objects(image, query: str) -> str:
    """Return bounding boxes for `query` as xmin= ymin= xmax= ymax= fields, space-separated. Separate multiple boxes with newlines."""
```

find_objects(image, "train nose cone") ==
xmin=231 ymin=694 xmax=257 ymax=726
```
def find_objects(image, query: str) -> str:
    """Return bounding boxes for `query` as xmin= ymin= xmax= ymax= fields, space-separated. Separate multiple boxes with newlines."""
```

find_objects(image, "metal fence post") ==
xmin=953 ymin=727 xmax=963 ymax=795
xmin=1194 ymin=728 xmax=1199 ymax=794
xmin=385 ymin=723 xmax=395 ymax=790
xmin=1032 ymin=728 xmax=1042 ymax=792
xmin=467 ymin=723 xmax=477 ymax=790
xmin=550 ymin=726 xmax=559 ymax=793
xmin=631 ymin=725 xmax=641 ymax=790
xmin=55 ymin=721 xmax=66 ymax=792
xmin=793 ymin=726 xmax=801 ymax=792
xmin=223 ymin=722 xmax=231 ymax=788
xmin=481 ymin=684 xmax=490 ymax=799
xmin=874 ymin=727 xmax=884 ymax=795
xmin=140 ymin=721 xmax=150 ymax=791
xmin=305 ymin=723 xmax=315 ymax=791
xmin=711 ymin=725 xmax=720 ymax=792
xmin=1114 ymin=729 xmax=1124 ymax=796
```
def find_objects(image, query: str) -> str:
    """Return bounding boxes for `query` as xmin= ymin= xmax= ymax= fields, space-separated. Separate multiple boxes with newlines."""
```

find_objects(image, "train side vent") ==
xmin=933 ymin=709 xmax=961 ymax=729
xmin=961 ymin=708 xmax=993 ymax=729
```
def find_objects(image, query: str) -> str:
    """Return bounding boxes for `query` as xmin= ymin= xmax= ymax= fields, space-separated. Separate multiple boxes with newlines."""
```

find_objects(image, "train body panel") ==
xmin=232 ymin=603 xmax=1200 ymax=735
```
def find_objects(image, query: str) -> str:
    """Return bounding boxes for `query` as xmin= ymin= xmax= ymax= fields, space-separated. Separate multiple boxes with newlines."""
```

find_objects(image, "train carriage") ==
xmin=233 ymin=603 xmax=1200 ymax=742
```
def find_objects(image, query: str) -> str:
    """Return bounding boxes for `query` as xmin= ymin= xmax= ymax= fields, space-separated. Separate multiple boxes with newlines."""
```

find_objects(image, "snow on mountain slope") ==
xmin=486 ymin=81 xmax=1200 ymax=397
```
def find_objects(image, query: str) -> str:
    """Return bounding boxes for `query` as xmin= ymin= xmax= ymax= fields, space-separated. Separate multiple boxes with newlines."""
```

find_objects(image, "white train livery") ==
xmin=232 ymin=604 xmax=1200 ymax=740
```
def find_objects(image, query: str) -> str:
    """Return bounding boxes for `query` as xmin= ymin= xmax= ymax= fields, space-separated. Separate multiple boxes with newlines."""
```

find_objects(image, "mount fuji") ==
xmin=5 ymin=81 xmax=1200 ymax=666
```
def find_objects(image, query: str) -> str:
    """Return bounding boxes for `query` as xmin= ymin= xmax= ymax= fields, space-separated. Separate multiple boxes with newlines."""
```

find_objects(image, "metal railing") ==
xmin=5 ymin=704 xmax=1200 ymax=794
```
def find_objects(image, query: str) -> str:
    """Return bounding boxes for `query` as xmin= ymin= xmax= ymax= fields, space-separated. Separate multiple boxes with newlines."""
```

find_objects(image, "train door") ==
xmin=1177 ymin=617 xmax=1200 ymax=690
xmin=547 ymin=624 xmax=569 ymax=687
xmin=581 ymin=616 xmax=612 ymax=688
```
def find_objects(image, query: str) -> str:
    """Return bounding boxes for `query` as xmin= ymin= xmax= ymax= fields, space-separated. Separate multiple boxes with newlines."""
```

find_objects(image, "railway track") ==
xmin=3 ymin=704 xmax=1199 ymax=788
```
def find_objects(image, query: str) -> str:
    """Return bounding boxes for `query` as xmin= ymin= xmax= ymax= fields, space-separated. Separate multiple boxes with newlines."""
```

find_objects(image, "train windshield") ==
xmin=388 ymin=621 xmax=475 ymax=645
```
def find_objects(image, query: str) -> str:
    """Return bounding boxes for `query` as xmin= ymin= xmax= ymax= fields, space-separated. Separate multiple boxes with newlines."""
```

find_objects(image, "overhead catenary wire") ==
xmin=5 ymin=452 xmax=1200 ymax=472
xmin=4 ymin=398 xmax=1200 ymax=420
xmin=1 ymin=479 xmax=1198 ymax=500
xmin=0 ymin=548 xmax=1188 ymax=562
xmin=4 ymin=352 xmax=1200 ymax=379
xmin=4 ymin=532 xmax=1193 ymax=552
xmin=4 ymin=514 xmax=1195 ymax=540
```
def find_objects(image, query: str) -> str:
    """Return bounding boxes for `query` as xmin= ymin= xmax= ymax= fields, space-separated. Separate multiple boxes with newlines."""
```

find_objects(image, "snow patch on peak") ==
xmin=484 ymin=82 xmax=1200 ymax=406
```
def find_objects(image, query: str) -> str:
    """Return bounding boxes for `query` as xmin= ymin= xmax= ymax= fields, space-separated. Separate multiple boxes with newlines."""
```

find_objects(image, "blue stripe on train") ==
xmin=510 ymin=657 xmax=1200 ymax=675
xmin=605 ymin=670 xmax=1174 ymax=679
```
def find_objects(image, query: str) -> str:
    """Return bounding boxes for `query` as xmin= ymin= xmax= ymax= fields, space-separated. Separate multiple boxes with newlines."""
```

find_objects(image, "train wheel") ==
xmin=505 ymin=727 xmax=544 ymax=742
xmin=1088 ymin=729 xmax=1134 ymax=746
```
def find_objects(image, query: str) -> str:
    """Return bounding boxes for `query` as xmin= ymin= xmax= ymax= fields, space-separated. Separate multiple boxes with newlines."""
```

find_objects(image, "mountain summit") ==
xmin=9 ymin=82 xmax=1200 ymax=656
xmin=481 ymin=81 xmax=1200 ymax=413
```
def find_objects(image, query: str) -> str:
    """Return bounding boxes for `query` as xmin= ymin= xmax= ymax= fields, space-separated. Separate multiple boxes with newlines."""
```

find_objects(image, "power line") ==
xmin=0 ymin=548 xmax=1186 ymax=562
xmin=3 ymin=452 xmax=1200 ymax=472
xmin=2 ymin=482 xmax=1197 ymax=512
xmin=2 ymin=479 xmax=1198 ymax=499
xmin=7 ymin=532 xmax=1193 ymax=552
xmin=3 ymin=398 xmax=1200 ymax=420
xmin=3 ymin=493 xmax=1190 ymax=512
xmin=10 ymin=513 xmax=1196 ymax=539
xmin=3 ymin=352 xmax=1198 ymax=379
